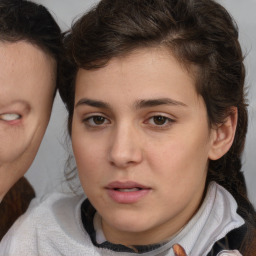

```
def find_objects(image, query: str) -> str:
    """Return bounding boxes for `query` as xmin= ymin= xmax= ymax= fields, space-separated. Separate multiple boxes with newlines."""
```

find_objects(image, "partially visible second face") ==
xmin=0 ymin=41 xmax=56 ymax=200
xmin=72 ymin=48 xmax=216 ymax=246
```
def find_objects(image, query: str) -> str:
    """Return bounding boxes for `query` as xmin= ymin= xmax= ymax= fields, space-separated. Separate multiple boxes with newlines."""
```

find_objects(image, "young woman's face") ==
xmin=72 ymin=48 xmax=216 ymax=245
xmin=0 ymin=41 xmax=56 ymax=200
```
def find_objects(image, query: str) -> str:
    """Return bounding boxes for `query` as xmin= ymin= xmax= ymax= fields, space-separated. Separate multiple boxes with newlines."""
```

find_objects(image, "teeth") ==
xmin=0 ymin=113 xmax=21 ymax=121
xmin=116 ymin=188 xmax=140 ymax=192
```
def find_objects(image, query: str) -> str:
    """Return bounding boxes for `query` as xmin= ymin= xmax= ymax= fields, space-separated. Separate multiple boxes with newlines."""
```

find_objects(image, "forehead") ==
xmin=0 ymin=41 xmax=56 ymax=106
xmin=75 ymin=48 xmax=200 ymax=105
xmin=0 ymin=40 xmax=56 ymax=74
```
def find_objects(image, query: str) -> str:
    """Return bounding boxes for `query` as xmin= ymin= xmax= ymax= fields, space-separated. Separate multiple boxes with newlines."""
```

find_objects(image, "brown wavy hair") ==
xmin=59 ymin=0 xmax=256 ymax=253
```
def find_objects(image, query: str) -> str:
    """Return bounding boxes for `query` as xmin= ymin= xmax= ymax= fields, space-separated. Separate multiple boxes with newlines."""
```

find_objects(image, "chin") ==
xmin=106 ymin=214 xmax=152 ymax=233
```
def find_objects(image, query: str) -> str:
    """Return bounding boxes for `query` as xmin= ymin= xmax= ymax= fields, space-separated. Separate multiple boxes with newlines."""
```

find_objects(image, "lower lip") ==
xmin=107 ymin=189 xmax=151 ymax=204
xmin=7 ymin=119 xmax=22 ymax=125
xmin=0 ymin=119 xmax=21 ymax=125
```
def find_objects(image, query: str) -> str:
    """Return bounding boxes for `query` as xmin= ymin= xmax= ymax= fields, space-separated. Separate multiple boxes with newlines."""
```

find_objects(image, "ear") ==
xmin=208 ymin=107 xmax=238 ymax=160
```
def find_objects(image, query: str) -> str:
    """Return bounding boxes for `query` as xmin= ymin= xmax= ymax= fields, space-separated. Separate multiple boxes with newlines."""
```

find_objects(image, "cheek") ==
xmin=72 ymin=133 xmax=103 ymax=179
xmin=72 ymin=136 xmax=105 ymax=199
xmin=147 ymin=136 xmax=209 ymax=210
xmin=0 ymin=125 xmax=28 ymax=163
xmin=0 ymin=109 xmax=51 ymax=165
xmin=147 ymin=130 xmax=210 ymax=181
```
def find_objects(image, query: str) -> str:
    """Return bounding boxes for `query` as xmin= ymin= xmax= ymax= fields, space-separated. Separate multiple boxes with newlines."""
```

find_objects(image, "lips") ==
xmin=115 ymin=188 xmax=141 ymax=192
xmin=106 ymin=181 xmax=151 ymax=204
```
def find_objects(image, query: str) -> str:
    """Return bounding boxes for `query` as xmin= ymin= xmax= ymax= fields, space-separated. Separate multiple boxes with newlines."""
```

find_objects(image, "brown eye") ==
xmin=146 ymin=115 xmax=175 ymax=129
xmin=93 ymin=116 xmax=105 ymax=125
xmin=83 ymin=115 xmax=110 ymax=127
xmin=153 ymin=116 xmax=168 ymax=125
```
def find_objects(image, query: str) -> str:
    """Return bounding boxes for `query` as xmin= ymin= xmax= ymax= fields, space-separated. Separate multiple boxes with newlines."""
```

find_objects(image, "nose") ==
xmin=108 ymin=124 xmax=143 ymax=168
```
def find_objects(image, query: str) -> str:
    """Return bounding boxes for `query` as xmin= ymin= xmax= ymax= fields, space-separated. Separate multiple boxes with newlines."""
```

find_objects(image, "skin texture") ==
xmin=0 ymin=41 xmax=56 ymax=201
xmin=72 ymin=48 xmax=237 ymax=247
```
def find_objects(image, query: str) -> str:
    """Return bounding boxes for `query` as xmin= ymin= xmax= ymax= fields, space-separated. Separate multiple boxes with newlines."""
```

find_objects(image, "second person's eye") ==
xmin=0 ymin=113 xmax=21 ymax=121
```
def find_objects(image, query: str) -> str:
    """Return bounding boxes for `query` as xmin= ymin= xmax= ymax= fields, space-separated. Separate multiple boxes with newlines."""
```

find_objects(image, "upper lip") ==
xmin=106 ymin=181 xmax=150 ymax=189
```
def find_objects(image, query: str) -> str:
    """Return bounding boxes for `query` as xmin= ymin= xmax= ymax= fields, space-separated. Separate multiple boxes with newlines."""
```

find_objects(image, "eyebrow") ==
xmin=135 ymin=98 xmax=187 ymax=109
xmin=75 ymin=97 xmax=187 ymax=110
xmin=75 ymin=98 xmax=111 ymax=109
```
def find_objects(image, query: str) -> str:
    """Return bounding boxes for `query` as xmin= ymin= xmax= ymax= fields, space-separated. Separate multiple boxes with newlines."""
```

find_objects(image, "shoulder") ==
xmin=205 ymin=183 xmax=254 ymax=256
xmin=8 ymin=191 xmax=84 ymax=228
xmin=193 ymin=182 xmax=245 ymax=255
xmin=2 ymin=192 xmax=71 ymax=232
xmin=0 ymin=192 xmax=87 ymax=255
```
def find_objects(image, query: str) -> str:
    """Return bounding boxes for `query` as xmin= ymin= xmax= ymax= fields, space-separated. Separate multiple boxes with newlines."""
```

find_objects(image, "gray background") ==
xmin=25 ymin=0 xmax=256 ymax=206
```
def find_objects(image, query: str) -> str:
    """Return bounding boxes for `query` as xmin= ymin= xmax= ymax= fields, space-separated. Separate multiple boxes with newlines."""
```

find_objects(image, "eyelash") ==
xmin=145 ymin=115 xmax=175 ymax=129
xmin=83 ymin=115 xmax=110 ymax=128
xmin=82 ymin=114 xmax=175 ymax=129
